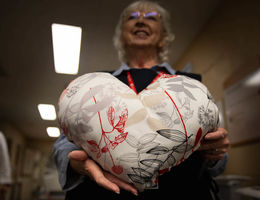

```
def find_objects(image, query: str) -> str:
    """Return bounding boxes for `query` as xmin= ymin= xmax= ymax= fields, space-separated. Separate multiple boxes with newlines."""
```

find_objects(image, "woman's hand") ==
xmin=68 ymin=150 xmax=138 ymax=196
xmin=198 ymin=128 xmax=230 ymax=162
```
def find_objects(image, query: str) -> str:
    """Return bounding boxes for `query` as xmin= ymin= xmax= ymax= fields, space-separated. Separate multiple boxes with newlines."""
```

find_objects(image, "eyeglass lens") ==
xmin=129 ymin=11 xmax=159 ymax=20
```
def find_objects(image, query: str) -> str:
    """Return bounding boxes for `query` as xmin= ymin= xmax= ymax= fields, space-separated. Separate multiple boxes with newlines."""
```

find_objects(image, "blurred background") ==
xmin=0 ymin=0 xmax=259 ymax=199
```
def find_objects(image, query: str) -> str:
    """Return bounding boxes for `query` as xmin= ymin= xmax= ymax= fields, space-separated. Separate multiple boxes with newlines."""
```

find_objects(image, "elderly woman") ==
xmin=54 ymin=1 xmax=229 ymax=199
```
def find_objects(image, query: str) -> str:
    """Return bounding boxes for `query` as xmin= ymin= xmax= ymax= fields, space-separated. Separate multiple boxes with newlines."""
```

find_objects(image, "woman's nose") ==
xmin=135 ymin=17 xmax=146 ymax=27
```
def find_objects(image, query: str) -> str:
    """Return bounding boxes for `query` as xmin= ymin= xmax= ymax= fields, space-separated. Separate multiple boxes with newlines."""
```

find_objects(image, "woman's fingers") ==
xmin=84 ymin=158 xmax=121 ymax=194
xmin=204 ymin=128 xmax=228 ymax=140
xmin=68 ymin=150 xmax=138 ymax=195
xmin=104 ymin=171 xmax=138 ymax=196
xmin=198 ymin=128 xmax=230 ymax=162
xmin=199 ymin=128 xmax=230 ymax=151
xmin=68 ymin=150 xmax=88 ymax=161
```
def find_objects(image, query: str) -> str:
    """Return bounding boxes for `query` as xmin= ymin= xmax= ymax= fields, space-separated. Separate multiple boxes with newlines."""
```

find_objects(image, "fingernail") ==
xmin=115 ymin=190 xmax=120 ymax=194
xmin=133 ymin=192 xmax=138 ymax=196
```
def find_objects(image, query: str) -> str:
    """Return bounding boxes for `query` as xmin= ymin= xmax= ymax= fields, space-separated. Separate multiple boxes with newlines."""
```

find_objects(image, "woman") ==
xmin=54 ymin=1 xmax=229 ymax=199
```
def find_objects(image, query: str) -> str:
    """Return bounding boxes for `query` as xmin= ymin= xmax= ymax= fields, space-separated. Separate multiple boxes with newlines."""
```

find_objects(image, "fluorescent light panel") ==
xmin=47 ymin=127 xmax=60 ymax=137
xmin=52 ymin=23 xmax=82 ymax=74
xmin=38 ymin=104 xmax=57 ymax=120
xmin=245 ymin=68 xmax=260 ymax=87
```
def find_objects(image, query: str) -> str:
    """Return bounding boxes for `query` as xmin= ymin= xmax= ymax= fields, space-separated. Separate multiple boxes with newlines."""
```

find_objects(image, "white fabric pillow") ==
xmin=58 ymin=72 xmax=219 ymax=191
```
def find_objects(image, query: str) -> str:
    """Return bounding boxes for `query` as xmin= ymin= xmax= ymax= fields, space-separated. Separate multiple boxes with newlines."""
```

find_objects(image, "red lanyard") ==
xmin=127 ymin=70 xmax=166 ymax=94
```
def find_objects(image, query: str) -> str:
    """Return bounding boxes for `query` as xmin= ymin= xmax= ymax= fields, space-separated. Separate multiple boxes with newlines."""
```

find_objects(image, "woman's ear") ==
xmin=158 ymin=36 xmax=165 ymax=48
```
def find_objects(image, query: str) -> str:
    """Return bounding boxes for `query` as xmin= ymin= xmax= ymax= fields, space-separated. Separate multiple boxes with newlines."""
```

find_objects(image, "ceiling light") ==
xmin=51 ymin=23 xmax=82 ymax=75
xmin=46 ymin=127 xmax=60 ymax=137
xmin=38 ymin=104 xmax=57 ymax=120
xmin=244 ymin=68 xmax=260 ymax=87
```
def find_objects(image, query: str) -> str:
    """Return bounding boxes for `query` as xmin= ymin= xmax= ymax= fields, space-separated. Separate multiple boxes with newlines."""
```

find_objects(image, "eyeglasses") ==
xmin=127 ymin=11 xmax=161 ymax=21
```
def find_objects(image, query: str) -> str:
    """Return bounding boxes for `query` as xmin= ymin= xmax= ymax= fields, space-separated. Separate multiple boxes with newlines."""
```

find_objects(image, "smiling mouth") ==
xmin=134 ymin=30 xmax=149 ymax=36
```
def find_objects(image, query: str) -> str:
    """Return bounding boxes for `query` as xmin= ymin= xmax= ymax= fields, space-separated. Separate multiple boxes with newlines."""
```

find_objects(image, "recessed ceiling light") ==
xmin=51 ymin=23 xmax=82 ymax=75
xmin=38 ymin=104 xmax=57 ymax=120
xmin=46 ymin=127 xmax=60 ymax=137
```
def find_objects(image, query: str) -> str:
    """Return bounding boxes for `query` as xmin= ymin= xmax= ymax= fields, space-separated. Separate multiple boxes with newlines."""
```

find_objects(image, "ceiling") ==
xmin=0 ymin=0 xmax=220 ymax=141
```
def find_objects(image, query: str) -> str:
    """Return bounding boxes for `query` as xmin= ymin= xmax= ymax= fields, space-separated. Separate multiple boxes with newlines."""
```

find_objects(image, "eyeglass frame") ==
xmin=125 ymin=11 xmax=161 ymax=21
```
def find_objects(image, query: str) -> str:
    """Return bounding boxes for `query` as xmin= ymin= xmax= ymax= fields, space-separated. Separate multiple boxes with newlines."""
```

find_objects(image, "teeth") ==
xmin=135 ymin=31 xmax=148 ymax=36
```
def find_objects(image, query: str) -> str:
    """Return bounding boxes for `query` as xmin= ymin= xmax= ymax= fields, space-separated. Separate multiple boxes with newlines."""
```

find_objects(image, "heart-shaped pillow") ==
xmin=58 ymin=72 xmax=219 ymax=191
